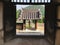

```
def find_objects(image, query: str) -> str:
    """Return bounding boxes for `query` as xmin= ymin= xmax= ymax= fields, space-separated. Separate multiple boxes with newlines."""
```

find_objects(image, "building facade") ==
xmin=16 ymin=9 xmax=41 ymax=30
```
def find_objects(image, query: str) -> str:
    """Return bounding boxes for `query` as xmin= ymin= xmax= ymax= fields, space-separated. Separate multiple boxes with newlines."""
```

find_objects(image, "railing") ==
xmin=11 ymin=0 xmax=51 ymax=3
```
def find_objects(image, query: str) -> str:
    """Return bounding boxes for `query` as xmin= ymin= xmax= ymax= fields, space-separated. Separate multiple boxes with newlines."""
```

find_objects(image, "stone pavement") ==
xmin=4 ymin=38 xmax=51 ymax=45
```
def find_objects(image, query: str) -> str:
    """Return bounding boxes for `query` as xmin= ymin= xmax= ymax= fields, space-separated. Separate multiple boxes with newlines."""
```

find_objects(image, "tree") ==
xmin=16 ymin=10 xmax=21 ymax=19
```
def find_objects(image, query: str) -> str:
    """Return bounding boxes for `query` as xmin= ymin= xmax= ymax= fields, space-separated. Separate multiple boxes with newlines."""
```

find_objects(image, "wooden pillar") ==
xmin=23 ymin=20 xmax=26 ymax=30
xmin=29 ymin=20 xmax=30 ymax=28
xmin=35 ymin=20 xmax=37 ymax=30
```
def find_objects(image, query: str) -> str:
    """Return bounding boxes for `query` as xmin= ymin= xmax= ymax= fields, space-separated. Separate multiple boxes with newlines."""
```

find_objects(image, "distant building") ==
xmin=16 ymin=9 xmax=41 ymax=30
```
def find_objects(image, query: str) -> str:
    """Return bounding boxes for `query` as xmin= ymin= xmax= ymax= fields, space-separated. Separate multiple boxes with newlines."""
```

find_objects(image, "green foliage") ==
xmin=16 ymin=10 xmax=21 ymax=19
xmin=26 ymin=24 xmax=32 ymax=29
xmin=38 ymin=19 xmax=43 ymax=23
xmin=26 ymin=25 xmax=32 ymax=29
xmin=38 ymin=16 xmax=44 ymax=23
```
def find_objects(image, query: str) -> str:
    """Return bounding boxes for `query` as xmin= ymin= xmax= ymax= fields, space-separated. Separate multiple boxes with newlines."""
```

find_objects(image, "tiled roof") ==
xmin=17 ymin=9 xmax=41 ymax=20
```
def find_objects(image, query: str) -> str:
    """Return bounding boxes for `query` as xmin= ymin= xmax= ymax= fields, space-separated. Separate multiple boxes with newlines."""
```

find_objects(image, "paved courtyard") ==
xmin=16 ymin=23 xmax=44 ymax=35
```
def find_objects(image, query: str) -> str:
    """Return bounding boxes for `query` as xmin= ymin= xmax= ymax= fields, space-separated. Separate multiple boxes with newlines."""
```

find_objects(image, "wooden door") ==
xmin=4 ymin=2 xmax=16 ymax=42
xmin=45 ymin=3 xmax=56 ymax=45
